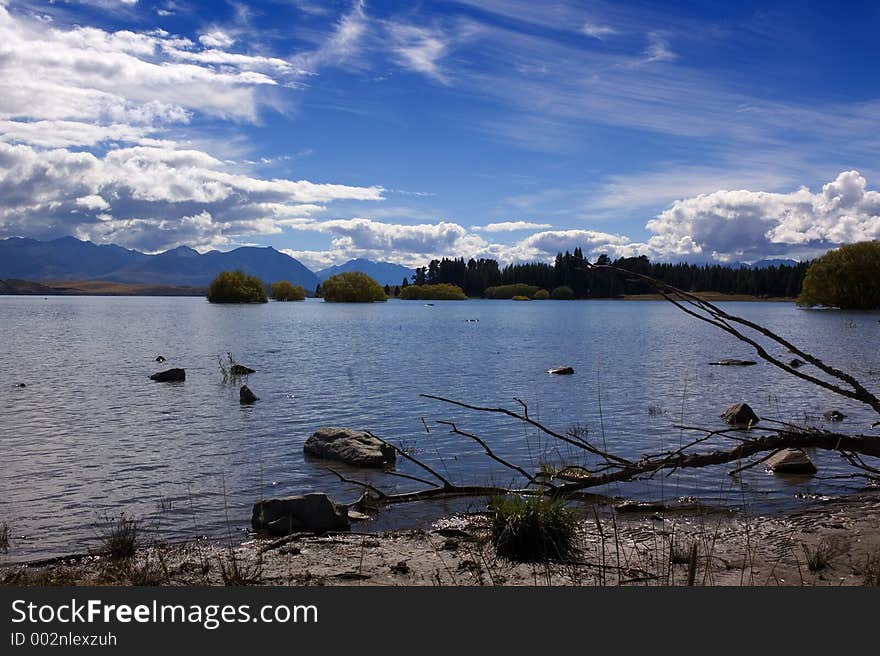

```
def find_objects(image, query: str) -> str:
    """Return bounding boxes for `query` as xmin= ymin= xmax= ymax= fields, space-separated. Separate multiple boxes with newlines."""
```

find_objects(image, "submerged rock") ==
xmin=548 ymin=366 xmax=575 ymax=375
xmin=252 ymin=493 xmax=350 ymax=536
xmin=149 ymin=368 xmax=185 ymax=382
xmin=16 ymin=383 xmax=26 ymax=388
xmin=240 ymin=385 xmax=259 ymax=404
xmin=304 ymin=427 xmax=396 ymax=467
xmin=789 ymin=358 xmax=806 ymax=368
xmin=765 ymin=448 xmax=817 ymax=475
xmin=824 ymin=409 xmax=845 ymax=422
xmin=230 ymin=364 xmax=256 ymax=376
xmin=709 ymin=359 xmax=758 ymax=366
xmin=721 ymin=402 xmax=759 ymax=427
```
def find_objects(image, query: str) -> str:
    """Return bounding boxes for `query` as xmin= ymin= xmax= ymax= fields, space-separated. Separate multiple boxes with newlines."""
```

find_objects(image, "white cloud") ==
xmin=0 ymin=4 xmax=297 ymax=141
xmin=581 ymin=23 xmax=616 ymax=39
xmin=0 ymin=142 xmax=383 ymax=252
xmin=643 ymin=170 xmax=880 ymax=261
xmin=198 ymin=30 xmax=235 ymax=49
xmin=387 ymin=23 xmax=450 ymax=83
xmin=643 ymin=32 xmax=677 ymax=63
xmin=294 ymin=0 xmax=368 ymax=72
xmin=473 ymin=221 xmax=553 ymax=232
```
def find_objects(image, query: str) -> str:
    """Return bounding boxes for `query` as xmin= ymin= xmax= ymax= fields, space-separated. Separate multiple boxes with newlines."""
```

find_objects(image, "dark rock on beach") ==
xmin=240 ymin=385 xmax=259 ymax=404
xmin=721 ymin=402 xmax=759 ymax=427
xmin=252 ymin=493 xmax=350 ymax=536
xmin=149 ymin=368 xmax=185 ymax=382
xmin=765 ymin=448 xmax=817 ymax=475
xmin=303 ymin=427 xmax=396 ymax=467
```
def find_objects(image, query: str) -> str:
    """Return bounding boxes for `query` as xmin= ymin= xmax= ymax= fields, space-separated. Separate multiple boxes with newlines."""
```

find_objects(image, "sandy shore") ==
xmin=4 ymin=492 xmax=880 ymax=587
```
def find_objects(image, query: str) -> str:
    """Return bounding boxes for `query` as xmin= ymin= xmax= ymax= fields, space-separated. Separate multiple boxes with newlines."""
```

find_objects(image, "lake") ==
xmin=1 ymin=296 xmax=879 ymax=563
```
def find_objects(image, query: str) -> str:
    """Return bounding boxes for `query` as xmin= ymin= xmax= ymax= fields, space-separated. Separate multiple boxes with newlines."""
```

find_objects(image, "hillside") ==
xmin=0 ymin=237 xmax=320 ymax=290
xmin=317 ymin=258 xmax=415 ymax=286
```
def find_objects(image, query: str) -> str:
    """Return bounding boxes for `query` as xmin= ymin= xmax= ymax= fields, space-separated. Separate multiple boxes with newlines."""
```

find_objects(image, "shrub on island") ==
xmin=484 ymin=283 xmax=542 ymax=299
xmin=551 ymin=285 xmax=575 ymax=300
xmin=398 ymin=283 xmax=467 ymax=300
xmin=321 ymin=271 xmax=387 ymax=303
xmin=270 ymin=280 xmax=306 ymax=301
xmin=207 ymin=270 xmax=268 ymax=304
xmin=532 ymin=289 xmax=550 ymax=300
xmin=797 ymin=241 xmax=880 ymax=309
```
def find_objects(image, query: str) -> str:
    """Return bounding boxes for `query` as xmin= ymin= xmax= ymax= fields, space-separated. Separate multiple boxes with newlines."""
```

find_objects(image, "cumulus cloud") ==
xmin=0 ymin=4 xmax=299 ymax=149
xmin=0 ymin=142 xmax=383 ymax=252
xmin=278 ymin=171 xmax=880 ymax=268
xmin=643 ymin=171 xmax=880 ymax=262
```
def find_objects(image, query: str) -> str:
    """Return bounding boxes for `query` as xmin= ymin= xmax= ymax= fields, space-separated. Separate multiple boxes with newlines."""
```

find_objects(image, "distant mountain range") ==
xmin=0 ymin=237 xmax=320 ymax=290
xmin=0 ymin=237 xmax=420 ymax=292
xmin=317 ymin=258 xmax=415 ymax=286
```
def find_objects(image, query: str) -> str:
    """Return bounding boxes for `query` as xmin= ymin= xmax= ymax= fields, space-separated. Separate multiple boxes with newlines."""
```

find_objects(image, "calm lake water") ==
xmin=1 ymin=296 xmax=879 ymax=562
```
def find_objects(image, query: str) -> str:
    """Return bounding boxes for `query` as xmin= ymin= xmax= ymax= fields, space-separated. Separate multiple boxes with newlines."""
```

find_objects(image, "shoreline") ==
xmin=0 ymin=278 xmax=796 ymax=303
xmin=4 ymin=491 xmax=878 ymax=586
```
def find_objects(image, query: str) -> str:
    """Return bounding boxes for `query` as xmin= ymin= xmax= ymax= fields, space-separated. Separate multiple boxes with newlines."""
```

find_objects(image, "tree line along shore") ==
xmin=208 ymin=241 xmax=880 ymax=309
xmin=3 ymin=241 xmax=878 ymax=308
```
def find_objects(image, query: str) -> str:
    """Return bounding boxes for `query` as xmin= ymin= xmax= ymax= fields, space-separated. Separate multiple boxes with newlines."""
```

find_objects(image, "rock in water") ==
xmin=709 ymin=359 xmax=758 ymax=366
xmin=721 ymin=402 xmax=759 ymax=427
xmin=765 ymin=448 xmax=817 ymax=475
xmin=303 ymin=427 xmax=396 ymax=467
xmin=230 ymin=364 xmax=256 ymax=376
xmin=824 ymin=409 xmax=845 ymax=422
xmin=789 ymin=358 xmax=806 ymax=368
xmin=16 ymin=383 xmax=26 ymax=388
xmin=240 ymin=385 xmax=259 ymax=404
xmin=548 ymin=366 xmax=575 ymax=375
xmin=155 ymin=355 xmax=166 ymax=363
xmin=149 ymin=368 xmax=185 ymax=382
xmin=252 ymin=493 xmax=350 ymax=536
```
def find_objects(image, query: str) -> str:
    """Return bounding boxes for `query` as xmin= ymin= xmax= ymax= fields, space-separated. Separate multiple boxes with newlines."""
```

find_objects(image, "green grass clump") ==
xmin=97 ymin=513 xmax=140 ymax=560
xmin=489 ymin=495 xmax=577 ymax=561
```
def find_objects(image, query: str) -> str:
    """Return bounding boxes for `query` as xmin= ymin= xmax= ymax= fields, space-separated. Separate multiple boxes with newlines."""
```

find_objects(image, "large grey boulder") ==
xmin=303 ymin=427 xmax=396 ymax=467
xmin=765 ymin=448 xmax=817 ymax=475
xmin=721 ymin=403 xmax=759 ymax=427
xmin=252 ymin=493 xmax=350 ymax=536
xmin=149 ymin=368 xmax=185 ymax=382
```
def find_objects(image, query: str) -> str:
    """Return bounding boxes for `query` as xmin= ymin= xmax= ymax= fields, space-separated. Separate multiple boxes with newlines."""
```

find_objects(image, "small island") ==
xmin=320 ymin=271 xmax=387 ymax=302
xmin=207 ymin=270 xmax=268 ymax=303
xmin=270 ymin=280 xmax=306 ymax=301
xmin=398 ymin=283 xmax=467 ymax=300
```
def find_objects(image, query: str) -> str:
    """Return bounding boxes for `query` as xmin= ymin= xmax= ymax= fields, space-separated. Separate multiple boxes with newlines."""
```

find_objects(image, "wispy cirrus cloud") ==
xmin=473 ymin=221 xmax=553 ymax=232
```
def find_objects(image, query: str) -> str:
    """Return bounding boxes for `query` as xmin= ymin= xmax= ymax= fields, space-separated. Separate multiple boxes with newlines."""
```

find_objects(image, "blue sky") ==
xmin=1 ymin=0 xmax=878 ymax=270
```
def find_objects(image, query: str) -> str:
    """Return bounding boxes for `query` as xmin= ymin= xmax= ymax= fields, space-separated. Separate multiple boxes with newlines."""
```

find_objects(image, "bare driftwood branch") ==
xmin=332 ymin=269 xmax=879 ymax=511
xmin=589 ymin=263 xmax=880 ymax=416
